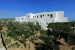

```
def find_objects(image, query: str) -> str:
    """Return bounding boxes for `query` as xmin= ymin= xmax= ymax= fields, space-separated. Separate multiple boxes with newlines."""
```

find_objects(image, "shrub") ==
xmin=1 ymin=31 xmax=6 ymax=36
xmin=5 ymin=37 xmax=11 ymax=45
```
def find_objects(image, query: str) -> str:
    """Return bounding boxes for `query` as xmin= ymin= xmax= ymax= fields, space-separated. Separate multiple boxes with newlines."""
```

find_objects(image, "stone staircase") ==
xmin=34 ymin=18 xmax=48 ymax=30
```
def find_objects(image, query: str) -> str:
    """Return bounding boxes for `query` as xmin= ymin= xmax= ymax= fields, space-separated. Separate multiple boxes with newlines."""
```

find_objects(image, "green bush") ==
xmin=1 ymin=31 xmax=6 ymax=36
xmin=5 ymin=37 xmax=11 ymax=45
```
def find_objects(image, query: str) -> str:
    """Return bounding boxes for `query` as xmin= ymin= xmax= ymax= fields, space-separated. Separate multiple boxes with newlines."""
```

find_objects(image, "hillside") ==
xmin=0 ymin=21 xmax=75 ymax=50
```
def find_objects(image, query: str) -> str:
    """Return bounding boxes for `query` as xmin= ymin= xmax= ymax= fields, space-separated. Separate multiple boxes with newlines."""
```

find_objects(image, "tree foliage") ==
xmin=0 ymin=19 xmax=75 ymax=50
xmin=47 ymin=22 xmax=75 ymax=45
xmin=3 ymin=21 xmax=42 ymax=47
xmin=38 ymin=22 xmax=75 ymax=50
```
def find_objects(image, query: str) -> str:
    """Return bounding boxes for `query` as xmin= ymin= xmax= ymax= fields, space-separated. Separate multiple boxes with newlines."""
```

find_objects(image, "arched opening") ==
xmin=36 ymin=22 xmax=39 ymax=26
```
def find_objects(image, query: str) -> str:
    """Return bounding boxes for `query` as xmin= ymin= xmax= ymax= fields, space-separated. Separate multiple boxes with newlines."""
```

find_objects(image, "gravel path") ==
xmin=0 ymin=33 xmax=4 ymax=48
xmin=0 ymin=48 xmax=6 ymax=50
xmin=0 ymin=33 xmax=6 ymax=50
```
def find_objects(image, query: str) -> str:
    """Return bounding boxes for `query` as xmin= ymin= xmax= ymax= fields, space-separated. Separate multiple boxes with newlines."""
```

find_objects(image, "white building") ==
xmin=15 ymin=11 xmax=68 ymax=29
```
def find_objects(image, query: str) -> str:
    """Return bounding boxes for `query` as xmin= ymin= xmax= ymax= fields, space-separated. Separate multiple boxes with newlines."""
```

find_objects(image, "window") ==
xmin=48 ymin=14 xmax=53 ymax=18
xmin=36 ymin=22 xmax=39 ymax=26
xmin=40 ymin=15 xmax=42 ymax=18
xmin=50 ymin=14 xmax=53 ymax=18
xmin=47 ymin=14 xmax=49 ymax=16
xmin=22 ymin=18 xmax=23 ymax=20
xmin=43 ymin=15 xmax=44 ymax=17
xmin=33 ymin=16 xmax=34 ymax=18
xmin=37 ymin=16 xmax=38 ymax=18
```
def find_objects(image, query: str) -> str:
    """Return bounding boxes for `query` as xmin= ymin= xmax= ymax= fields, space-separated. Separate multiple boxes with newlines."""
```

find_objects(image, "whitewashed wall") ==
xmin=15 ymin=11 xmax=68 ymax=29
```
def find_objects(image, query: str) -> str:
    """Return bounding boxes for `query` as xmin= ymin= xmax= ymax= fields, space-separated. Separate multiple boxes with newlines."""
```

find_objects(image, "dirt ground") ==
xmin=1 ymin=27 xmax=75 ymax=50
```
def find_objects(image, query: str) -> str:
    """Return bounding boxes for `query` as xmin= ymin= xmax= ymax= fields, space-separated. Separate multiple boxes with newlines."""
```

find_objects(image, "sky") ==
xmin=0 ymin=0 xmax=75 ymax=21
